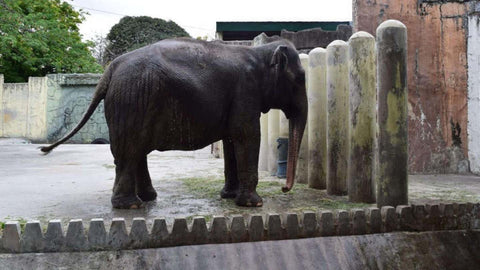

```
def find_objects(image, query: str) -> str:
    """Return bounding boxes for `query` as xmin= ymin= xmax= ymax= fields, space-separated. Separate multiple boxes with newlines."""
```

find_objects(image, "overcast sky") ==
xmin=66 ymin=0 xmax=352 ymax=41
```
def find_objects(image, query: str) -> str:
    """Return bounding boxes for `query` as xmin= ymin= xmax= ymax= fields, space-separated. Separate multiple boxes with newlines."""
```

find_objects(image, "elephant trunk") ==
xmin=282 ymin=114 xmax=306 ymax=192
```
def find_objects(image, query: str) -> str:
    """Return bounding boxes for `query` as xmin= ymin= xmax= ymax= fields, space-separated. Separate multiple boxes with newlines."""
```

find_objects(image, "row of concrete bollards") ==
xmin=2 ymin=203 xmax=478 ymax=253
xmin=258 ymin=20 xmax=408 ymax=208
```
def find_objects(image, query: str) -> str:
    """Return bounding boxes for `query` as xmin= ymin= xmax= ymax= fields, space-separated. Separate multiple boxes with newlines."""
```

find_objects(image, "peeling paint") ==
xmin=354 ymin=0 xmax=470 ymax=174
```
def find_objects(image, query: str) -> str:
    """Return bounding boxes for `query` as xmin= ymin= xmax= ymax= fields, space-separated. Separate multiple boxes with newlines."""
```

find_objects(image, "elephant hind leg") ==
xmin=110 ymin=141 xmax=149 ymax=208
xmin=111 ymin=157 xmax=143 ymax=209
xmin=135 ymin=156 xmax=157 ymax=202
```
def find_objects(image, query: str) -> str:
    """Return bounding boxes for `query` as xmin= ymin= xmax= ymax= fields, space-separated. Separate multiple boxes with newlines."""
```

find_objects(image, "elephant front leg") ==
xmin=220 ymin=138 xmax=239 ymax=198
xmin=232 ymin=123 xmax=263 ymax=207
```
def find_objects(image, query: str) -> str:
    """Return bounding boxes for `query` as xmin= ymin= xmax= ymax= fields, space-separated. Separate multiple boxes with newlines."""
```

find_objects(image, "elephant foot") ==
xmin=137 ymin=187 xmax=157 ymax=202
xmin=111 ymin=194 xmax=144 ymax=209
xmin=220 ymin=187 xmax=239 ymax=199
xmin=235 ymin=190 xmax=263 ymax=207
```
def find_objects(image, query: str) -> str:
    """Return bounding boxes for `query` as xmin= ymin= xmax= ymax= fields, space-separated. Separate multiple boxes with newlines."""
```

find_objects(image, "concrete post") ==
xmin=44 ymin=220 xmax=64 ymax=252
xmin=88 ymin=218 xmax=107 ymax=250
xmin=348 ymin=32 xmax=377 ymax=203
xmin=191 ymin=217 xmax=208 ymax=245
xmin=296 ymin=53 xmax=309 ymax=184
xmin=279 ymin=112 xmax=289 ymax=139
xmin=0 ymin=74 xmax=4 ymax=138
xmin=211 ymin=216 xmax=229 ymax=243
xmin=277 ymin=111 xmax=289 ymax=177
xmin=376 ymin=20 xmax=408 ymax=208
xmin=129 ymin=218 xmax=149 ymax=249
xmin=248 ymin=215 xmax=264 ymax=241
xmin=307 ymin=48 xmax=327 ymax=189
xmin=170 ymin=218 xmax=190 ymax=246
xmin=230 ymin=215 xmax=247 ymax=243
xmin=259 ymin=113 xmax=269 ymax=171
xmin=21 ymin=221 xmax=44 ymax=252
xmin=302 ymin=211 xmax=317 ymax=237
xmin=150 ymin=218 xmax=169 ymax=247
xmin=212 ymin=141 xmax=223 ymax=158
xmin=326 ymin=40 xmax=349 ymax=195
xmin=109 ymin=218 xmax=132 ymax=249
xmin=267 ymin=109 xmax=280 ymax=175
xmin=2 ymin=221 xmax=21 ymax=253
xmin=65 ymin=219 xmax=87 ymax=251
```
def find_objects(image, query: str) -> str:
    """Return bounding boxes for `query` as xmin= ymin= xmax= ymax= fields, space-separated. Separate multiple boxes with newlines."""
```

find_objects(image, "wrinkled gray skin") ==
xmin=41 ymin=38 xmax=308 ymax=209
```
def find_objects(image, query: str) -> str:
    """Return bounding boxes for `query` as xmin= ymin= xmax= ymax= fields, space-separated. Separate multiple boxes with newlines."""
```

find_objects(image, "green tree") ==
xmin=0 ymin=0 xmax=102 ymax=82
xmin=104 ymin=16 xmax=190 ymax=64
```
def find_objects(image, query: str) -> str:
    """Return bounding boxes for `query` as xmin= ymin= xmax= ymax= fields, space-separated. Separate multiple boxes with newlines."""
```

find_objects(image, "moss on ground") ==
xmin=178 ymin=177 xmax=372 ymax=215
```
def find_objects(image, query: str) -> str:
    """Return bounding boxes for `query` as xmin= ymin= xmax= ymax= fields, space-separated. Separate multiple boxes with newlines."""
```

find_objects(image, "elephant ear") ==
xmin=270 ymin=45 xmax=289 ymax=71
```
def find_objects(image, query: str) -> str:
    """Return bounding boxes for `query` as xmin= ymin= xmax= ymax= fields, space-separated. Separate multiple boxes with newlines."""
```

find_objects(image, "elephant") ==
xmin=41 ymin=37 xmax=308 ymax=209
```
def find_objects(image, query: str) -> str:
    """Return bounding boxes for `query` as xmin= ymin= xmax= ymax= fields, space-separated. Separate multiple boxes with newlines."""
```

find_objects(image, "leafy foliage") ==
xmin=0 ymin=0 xmax=102 ymax=82
xmin=104 ymin=16 xmax=190 ymax=64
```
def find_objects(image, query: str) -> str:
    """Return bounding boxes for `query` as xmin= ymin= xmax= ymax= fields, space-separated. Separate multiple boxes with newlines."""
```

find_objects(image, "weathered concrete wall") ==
xmin=46 ymin=74 xmax=108 ymax=143
xmin=0 ymin=73 xmax=109 ymax=143
xmin=1 ymin=203 xmax=479 ymax=253
xmin=353 ymin=0 xmax=477 ymax=174
xmin=281 ymin=25 xmax=353 ymax=52
xmin=0 ymin=75 xmax=3 ymax=138
xmin=1 ymin=230 xmax=479 ymax=270
xmin=468 ymin=13 xmax=480 ymax=174
xmin=0 ymin=77 xmax=47 ymax=141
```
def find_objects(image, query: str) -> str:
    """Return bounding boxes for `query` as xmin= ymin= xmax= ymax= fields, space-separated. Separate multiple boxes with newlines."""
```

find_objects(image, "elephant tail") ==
xmin=40 ymin=67 xmax=113 ymax=154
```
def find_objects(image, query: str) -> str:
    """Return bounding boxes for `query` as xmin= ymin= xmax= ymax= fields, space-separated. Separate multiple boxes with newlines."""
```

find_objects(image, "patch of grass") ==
xmin=178 ymin=177 xmax=305 ymax=198
xmin=257 ymin=181 xmax=313 ymax=196
xmin=179 ymin=177 xmax=224 ymax=199
xmin=178 ymin=177 xmax=372 ymax=212
xmin=0 ymin=217 xmax=28 ymax=232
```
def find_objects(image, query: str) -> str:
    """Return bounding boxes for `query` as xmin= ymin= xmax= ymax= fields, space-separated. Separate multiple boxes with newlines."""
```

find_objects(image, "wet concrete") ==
xmin=1 ymin=139 xmax=479 ymax=227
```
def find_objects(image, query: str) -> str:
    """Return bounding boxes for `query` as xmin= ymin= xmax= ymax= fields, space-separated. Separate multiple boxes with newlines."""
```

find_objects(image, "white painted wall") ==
xmin=468 ymin=15 xmax=480 ymax=174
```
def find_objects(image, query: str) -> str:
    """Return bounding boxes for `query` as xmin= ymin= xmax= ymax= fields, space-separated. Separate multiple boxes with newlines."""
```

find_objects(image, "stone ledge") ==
xmin=47 ymin=73 xmax=101 ymax=86
xmin=1 ymin=203 xmax=479 ymax=254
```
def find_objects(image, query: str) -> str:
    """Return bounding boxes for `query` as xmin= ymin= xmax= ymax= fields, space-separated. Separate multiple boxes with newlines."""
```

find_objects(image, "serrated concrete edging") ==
xmin=0 ymin=203 xmax=479 ymax=254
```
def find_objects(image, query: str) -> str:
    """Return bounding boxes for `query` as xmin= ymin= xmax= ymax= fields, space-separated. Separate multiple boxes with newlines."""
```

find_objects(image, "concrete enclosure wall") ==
xmin=1 ymin=203 xmax=479 ymax=253
xmin=281 ymin=25 xmax=353 ymax=52
xmin=0 ymin=76 xmax=48 ymax=141
xmin=353 ymin=0 xmax=480 ymax=174
xmin=468 ymin=13 xmax=480 ymax=174
xmin=46 ymin=74 xmax=108 ymax=143
xmin=0 ymin=74 xmax=108 ymax=143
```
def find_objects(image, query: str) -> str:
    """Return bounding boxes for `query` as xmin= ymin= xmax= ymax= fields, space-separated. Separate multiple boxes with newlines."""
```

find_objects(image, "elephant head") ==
xmin=266 ymin=43 xmax=308 ymax=192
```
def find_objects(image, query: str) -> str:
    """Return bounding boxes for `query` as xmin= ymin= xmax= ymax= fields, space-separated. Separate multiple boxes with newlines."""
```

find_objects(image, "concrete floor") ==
xmin=1 ymin=138 xmax=479 ymax=227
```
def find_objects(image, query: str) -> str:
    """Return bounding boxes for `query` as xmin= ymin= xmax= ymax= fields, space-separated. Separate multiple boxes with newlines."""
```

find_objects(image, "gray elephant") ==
xmin=41 ymin=37 xmax=307 ymax=209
